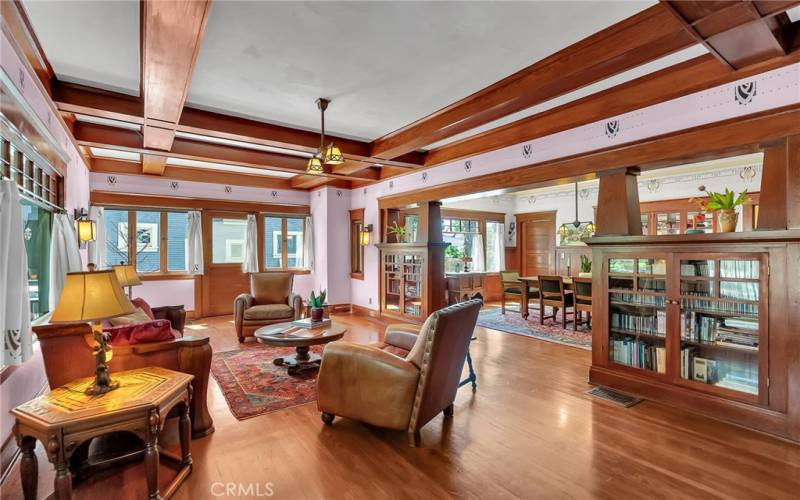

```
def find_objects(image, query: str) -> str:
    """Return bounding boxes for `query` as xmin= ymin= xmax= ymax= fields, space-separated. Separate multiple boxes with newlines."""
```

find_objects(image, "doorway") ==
xmin=201 ymin=211 xmax=250 ymax=316
xmin=517 ymin=211 xmax=556 ymax=276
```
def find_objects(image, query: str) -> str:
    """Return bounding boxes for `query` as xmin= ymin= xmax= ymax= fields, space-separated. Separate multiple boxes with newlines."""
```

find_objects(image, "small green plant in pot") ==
xmin=689 ymin=186 xmax=752 ymax=233
xmin=579 ymin=255 xmax=592 ymax=278
xmin=308 ymin=289 xmax=327 ymax=322
xmin=388 ymin=221 xmax=408 ymax=242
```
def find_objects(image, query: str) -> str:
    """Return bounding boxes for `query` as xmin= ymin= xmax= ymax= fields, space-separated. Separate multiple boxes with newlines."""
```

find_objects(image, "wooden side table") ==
xmin=12 ymin=366 xmax=194 ymax=500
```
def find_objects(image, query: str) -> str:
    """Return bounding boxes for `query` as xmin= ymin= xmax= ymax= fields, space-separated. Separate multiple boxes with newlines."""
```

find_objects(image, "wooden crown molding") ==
xmin=90 ymin=191 xmax=310 ymax=214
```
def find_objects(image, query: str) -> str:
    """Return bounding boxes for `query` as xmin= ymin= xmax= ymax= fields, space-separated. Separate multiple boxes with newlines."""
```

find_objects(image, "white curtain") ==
xmin=49 ymin=212 xmax=83 ymax=308
xmin=187 ymin=211 xmax=204 ymax=275
xmin=471 ymin=233 xmax=485 ymax=272
xmin=87 ymin=206 xmax=106 ymax=268
xmin=493 ymin=223 xmax=506 ymax=272
xmin=242 ymin=213 xmax=259 ymax=273
xmin=0 ymin=180 xmax=33 ymax=365
xmin=302 ymin=215 xmax=314 ymax=271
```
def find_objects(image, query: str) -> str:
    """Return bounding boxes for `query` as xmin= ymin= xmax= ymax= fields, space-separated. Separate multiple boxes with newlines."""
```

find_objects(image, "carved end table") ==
xmin=12 ymin=366 xmax=194 ymax=500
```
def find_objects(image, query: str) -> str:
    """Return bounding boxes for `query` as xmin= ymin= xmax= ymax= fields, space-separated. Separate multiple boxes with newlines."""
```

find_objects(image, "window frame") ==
xmin=349 ymin=208 xmax=365 ymax=280
xmin=440 ymin=210 xmax=505 ymax=275
xmin=262 ymin=213 xmax=310 ymax=272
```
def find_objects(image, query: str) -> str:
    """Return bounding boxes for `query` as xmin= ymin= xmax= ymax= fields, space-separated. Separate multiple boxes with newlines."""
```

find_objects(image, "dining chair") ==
xmin=537 ymin=275 xmax=574 ymax=328
xmin=500 ymin=271 xmax=540 ymax=316
xmin=572 ymin=277 xmax=592 ymax=331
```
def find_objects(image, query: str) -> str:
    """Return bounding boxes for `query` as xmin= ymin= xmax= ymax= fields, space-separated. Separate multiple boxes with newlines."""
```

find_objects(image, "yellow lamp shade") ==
xmin=323 ymin=143 xmax=345 ymax=165
xmin=306 ymin=155 xmax=324 ymax=174
xmin=50 ymin=270 xmax=136 ymax=323
xmin=112 ymin=264 xmax=142 ymax=287
xmin=359 ymin=229 xmax=370 ymax=246
xmin=77 ymin=219 xmax=96 ymax=242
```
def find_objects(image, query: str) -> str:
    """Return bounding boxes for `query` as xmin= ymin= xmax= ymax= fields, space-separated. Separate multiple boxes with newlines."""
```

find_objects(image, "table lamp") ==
xmin=112 ymin=262 xmax=142 ymax=298
xmin=50 ymin=270 xmax=136 ymax=395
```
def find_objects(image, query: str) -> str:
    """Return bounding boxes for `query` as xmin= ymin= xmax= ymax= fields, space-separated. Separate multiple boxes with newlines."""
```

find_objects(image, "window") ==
xmin=486 ymin=221 xmax=503 ymax=272
xmin=442 ymin=217 xmax=478 ymax=273
xmin=21 ymin=199 xmax=52 ymax=319
xmin=212 ymin=217 xmax=247 ymax=264
xmin=263 ymin=215 xmax=306 ymax=270
xmin=103 ymin=208 xmax=189 ymax=272
xmin=349 ymin=209 xmax=364 ymax=279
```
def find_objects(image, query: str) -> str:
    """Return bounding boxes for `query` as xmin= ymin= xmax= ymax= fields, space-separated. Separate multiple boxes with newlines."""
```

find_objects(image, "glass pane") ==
xmin=720 ymin=259 xmax=759 ymax=279
xmin=263 ymin=216 xmax=282 ymax=268
xmin=21 ymin=199 xmax=52 ymax=319
xmin=656 ymin=212 xmax=681 ymax=235
xmin=637 ymin=258 xmax=666 ymax=275
xmin=135 ymin=211 xmax=161 ymax=273
xmin=681 ymin=280 xmax=714 ymax=297
xmin=638 ymin=277 xmax=666 ymax=293
xmin=609 ymin=258 xmax=634 ymax=273
xmin=104 ymin=209 xmax=129 ymax=268
xmin=404 ymin=215 xmax=419 ymax=243
xmin=451 ymin=219 xmax=461 ymax=232
xmin=212 ymin=217 xmax=246 ymax=264
xmin=486 ymin=221 xmax=501 ymax=272
xmin=442 ymin=218 xmax=451 ymax=232
xmin=720 ymin=281 xmax=759 ymax=301
xmin=680 ymin=259 xmax=715 ymax=277
xmin=469 ymin=220 xmax=478 ymax=233
xmin=167 ymin=212 xmax=188 ymax=272
xmin=687 ymin=211 xmax=713 ymax=233
xmin=287 ymin=217 xmax=305 ymax=268
xmin=640 ymin=214 xmax=649 ymax=234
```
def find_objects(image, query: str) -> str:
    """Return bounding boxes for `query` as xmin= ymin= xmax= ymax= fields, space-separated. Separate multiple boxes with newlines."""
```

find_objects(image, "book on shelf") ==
xmin=610 ymin=292 xmax=666 ymax=307
xmin=681 ymin=312 xmax=760 ymax=349
xmin=610 ymin=310 xmax=666 ymax=336
xmin=680 ymin=298 xmax=759 ymax=316
xmin=610 ymin=336 xmax=666 ymax=373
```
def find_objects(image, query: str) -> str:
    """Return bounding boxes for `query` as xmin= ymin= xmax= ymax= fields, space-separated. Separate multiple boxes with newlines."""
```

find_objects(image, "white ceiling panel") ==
xmin=188 ymin=1 xmax=655 ymax=141
xmin=23 ymin=0 xmax=140 ymax=95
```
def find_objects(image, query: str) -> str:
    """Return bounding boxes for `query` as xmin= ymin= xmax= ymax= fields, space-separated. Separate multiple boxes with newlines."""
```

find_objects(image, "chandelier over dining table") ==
xmin=306 ymin=98 xmax=345 ymax=174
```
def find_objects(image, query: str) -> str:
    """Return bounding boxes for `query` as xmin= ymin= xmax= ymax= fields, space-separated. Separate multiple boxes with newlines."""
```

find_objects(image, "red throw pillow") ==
xmin=131 ymin=297 xmax=155 ymax=320
xmin=106 ymin=320 xmax=176 ymax=346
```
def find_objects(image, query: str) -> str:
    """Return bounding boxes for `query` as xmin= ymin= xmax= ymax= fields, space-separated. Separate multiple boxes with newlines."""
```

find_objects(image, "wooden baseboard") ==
xmin=351 ymin=304 xmax=381 ymax=319
xmin=327 ymin=304 xmax=352 ymax=314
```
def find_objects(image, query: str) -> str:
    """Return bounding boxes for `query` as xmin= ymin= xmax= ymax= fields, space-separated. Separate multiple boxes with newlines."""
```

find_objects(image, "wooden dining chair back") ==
xmin=500 ymin=271 xmax=521 ymax=314
xmin=537 ymin=275 xmax=575 ymax=328
xmin=572 ymin=277 xmax=592 ymax=331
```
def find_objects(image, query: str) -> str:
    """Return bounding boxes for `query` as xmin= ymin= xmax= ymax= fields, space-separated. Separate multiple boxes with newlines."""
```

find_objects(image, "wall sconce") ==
xmin=74 ymin=208 xmax=96 ymax=246
xmin=359 ymin=224 xmax=373 ymax=246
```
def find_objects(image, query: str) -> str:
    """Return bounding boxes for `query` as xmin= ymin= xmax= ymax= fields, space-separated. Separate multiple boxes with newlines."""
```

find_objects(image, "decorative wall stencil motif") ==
xmin=363 ymin=188 xmax=367 ymax=195
xmin=336 ymin=190 xmax=342 ymax=197
xmin=646 ymin=179 xmax=661 ymax=193
xmin=735 ymin=82 xmax=757 ymax=106
xmin=464 ymin=161 xmax=472 ymax=172
xmin=271 ymin=191 xmax=279 ymax=198
xmin=527 ymin=196 xmax=536 ymax=205
xmin=389 ymin=180 xmax=394 ymax=189
xmin=170 ymin=181 xmax=179 ymax=191
xmin=605 ymin=120 xmax=620 ymax=139
xmin=579 ymin=188 xmax=591 ymax=200
xmin=522 ymin=144 xmax=533 ymax=160
xmin=106 ymin=175 xmax=117 ymax=186
xmin=224 ymin=185 xmax=232 ymax=194
xmin=739 ymin=165 xmax=757 ymax=183
xmin=421 ymin=172 xmax=428 ymax=182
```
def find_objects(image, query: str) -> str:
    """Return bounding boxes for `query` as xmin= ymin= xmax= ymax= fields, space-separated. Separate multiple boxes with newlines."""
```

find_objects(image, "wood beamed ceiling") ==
xmin=7 ymin=1 xmax=800 ymax=192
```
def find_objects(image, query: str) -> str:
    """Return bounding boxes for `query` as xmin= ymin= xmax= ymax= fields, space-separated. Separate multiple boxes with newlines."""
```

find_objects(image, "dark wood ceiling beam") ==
xmin=369 ymin=4 xmax=697 ymax=160
xmin=90 ymin=157 xmax=294 ymax=190
xmin=72 ymin=121 xmax=380 ymax=183
xmin=140 ymin=0 xmax=211 ymax=153
xmin=53 ymin=82 xmax=143 ymax=123
xmin=423 ymin=50 xmax=800 ymax=168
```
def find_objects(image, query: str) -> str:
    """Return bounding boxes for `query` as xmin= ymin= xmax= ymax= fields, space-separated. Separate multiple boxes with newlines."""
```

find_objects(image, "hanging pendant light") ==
xmin=306 ymin=98 xmax=345 ymax=174
xmin=558 ymin=182 xmax=596 ymax=241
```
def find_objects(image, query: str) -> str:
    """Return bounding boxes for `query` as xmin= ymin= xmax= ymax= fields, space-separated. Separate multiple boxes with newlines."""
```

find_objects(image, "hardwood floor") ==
xmin=2 ymin=311 xmax=799 ymax=499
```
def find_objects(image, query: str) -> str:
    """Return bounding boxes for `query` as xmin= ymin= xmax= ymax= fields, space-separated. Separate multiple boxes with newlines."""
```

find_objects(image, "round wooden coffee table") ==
xmin=254 ymin=322 xmax=347 ymax=375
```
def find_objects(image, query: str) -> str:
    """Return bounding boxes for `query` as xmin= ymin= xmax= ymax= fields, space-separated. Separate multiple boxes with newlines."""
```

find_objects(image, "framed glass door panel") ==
xmin=655 ymin=212 xmax=682 ymax=235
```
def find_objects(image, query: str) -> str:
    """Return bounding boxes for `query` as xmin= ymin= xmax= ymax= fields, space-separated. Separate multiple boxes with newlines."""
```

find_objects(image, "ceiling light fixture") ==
xmin=558 ymin=182 xmax=596 ymax=239
xmin=306 ymin=98 xmax=344 ymax=174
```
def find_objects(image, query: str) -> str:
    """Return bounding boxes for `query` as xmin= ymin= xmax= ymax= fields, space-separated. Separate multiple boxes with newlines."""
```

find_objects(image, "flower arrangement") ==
xmin=388 ymin=221 xmax=408 ymax=242
xmin=689 ymin=186 xmax=752 ymax=233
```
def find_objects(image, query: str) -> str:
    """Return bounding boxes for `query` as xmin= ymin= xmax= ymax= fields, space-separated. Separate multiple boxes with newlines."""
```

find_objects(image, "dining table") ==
xmin=517 ymin=276 xmax=579 ymax=320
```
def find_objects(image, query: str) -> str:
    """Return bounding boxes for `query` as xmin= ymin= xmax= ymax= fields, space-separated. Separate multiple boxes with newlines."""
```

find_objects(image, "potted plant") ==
xmin=308 ymin=289 xmax=327 ymax=322
xmin=579 ymin=255 xmax=592 ymax=278
xmin=689 ymin=186 xmax=752 ymax=233
xmin=445 ymin=245 xmax=463 ymax=271
xmin=388 ymin=221 xmax=408 ymax=243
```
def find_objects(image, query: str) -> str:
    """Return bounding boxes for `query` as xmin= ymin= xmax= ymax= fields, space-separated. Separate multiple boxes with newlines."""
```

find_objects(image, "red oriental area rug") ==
xmin=211 ymin=343 xmax=323 ymax=420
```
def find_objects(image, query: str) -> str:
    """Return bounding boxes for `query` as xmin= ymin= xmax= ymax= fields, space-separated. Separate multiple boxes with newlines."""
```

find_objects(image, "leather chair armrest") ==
xmin=288 ymin=293 xmax=303 ymax=320
xmin=234 ymin=294 xmax=254 ymax=325
xmin=151 ymin=305 xmax=186 ymax=333
xmin=317 ymin=342 xmax=420 ymax=430
xmin=384 ymin=324 xmax=420 ymax=351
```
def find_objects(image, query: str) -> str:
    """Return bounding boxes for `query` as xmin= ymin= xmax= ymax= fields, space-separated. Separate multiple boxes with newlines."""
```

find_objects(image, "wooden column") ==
xmin=757 ymin=136 xmax=800 ymax=230
xmin=594 ymin=167 xmax=643 ymax=236
xmin=425 ymin=201 xmax=448 ymax=312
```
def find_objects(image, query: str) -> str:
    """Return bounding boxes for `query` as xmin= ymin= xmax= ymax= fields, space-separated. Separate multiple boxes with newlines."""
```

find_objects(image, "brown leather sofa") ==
xmin=316 ymin=299 xmax=481 ymax=446
xmin=33 ymin=318 xmax=214 ymax=438
xmin=234 ymin=272 xmax=303 ymax=342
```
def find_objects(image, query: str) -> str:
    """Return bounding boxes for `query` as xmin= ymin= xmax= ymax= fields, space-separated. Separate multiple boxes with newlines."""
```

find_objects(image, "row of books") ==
xmin=681 ymin=312 xmax=759 ymax=349
xmin=681 ymin=347 xmax=719 ymax=383
xmin=610 ymin=311 xmax=666 ymax=336
xmin=719 ymin=281 xmax=759 ymax=301
xmin=637 ymin=278 xmax=666 ymax=293
xmin=610 ymin=336 xmax=667 ymax=374
xmin=719 ymin=259 xmax=760 ymax=280
xmin=610 ymin=292 xmax=666 ymax=307
xmin=681 ymin=260 xmax=712 ymax=277
xmin=680 ymin=298 xmax=758 ymax=316
xmin=681 ymin=347 xmax=758 ymax=394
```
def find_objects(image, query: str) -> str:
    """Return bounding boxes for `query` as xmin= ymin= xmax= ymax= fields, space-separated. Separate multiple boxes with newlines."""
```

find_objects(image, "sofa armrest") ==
xmin=288 ymin=293 xmax=303 ymax=319
xmin=151 ymin=305 xmax=186 ymax=333
xmin=317 ymin=341 xmax=420 ymax=430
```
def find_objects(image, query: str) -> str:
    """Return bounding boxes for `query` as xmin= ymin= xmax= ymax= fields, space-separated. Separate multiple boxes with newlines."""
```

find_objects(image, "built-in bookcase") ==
xmin=379 ymin=245 xmax=429 ymax=322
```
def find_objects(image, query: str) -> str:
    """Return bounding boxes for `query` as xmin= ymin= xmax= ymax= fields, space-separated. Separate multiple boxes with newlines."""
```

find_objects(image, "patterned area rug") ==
xmin=477 ymin=307 xmax=592 ymax=350
xmin=211 ymin=342 xmax=323 ymax=420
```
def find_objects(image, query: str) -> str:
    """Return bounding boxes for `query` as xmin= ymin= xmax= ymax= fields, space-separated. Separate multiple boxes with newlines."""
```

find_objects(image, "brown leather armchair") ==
xmin=234 ymin=272 xmax=303 ymax=342
xmin=316 ymin=299 xmax=481 ymax=446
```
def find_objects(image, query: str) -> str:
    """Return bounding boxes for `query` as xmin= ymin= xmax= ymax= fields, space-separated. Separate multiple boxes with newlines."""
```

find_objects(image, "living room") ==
xmin=2 ymin=1 xmax=800 ymax=499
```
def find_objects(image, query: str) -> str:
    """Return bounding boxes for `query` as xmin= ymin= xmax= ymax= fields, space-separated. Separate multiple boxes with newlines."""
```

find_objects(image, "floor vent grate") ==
xmin=586 ymin=386 xmax=642 ymax=408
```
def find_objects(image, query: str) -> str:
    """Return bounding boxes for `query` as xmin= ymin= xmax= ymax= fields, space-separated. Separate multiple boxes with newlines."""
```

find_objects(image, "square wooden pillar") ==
xmin=757 ymin=135 xmax=800 ymax=230
xmin=595 ymin=167 xmax=643 ymax=237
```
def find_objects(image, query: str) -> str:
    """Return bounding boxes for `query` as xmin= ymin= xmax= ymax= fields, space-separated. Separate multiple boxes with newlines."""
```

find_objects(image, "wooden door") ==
xmin=517 ymin=211 xmax=556 ymax=276
xmin=201 ymin=211 xmax=250 ymax=317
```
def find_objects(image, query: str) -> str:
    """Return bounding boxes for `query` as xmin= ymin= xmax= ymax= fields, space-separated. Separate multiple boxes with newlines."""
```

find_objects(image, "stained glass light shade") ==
xmin=323 ymin=143 xmax=345 ymax=165
xmin=306 ymin=155 xmax=324 ymax=174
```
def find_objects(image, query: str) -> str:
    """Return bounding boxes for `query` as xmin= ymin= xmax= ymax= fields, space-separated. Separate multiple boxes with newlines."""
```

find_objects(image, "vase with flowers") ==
xmin=689 ymin=186 xmax=752 ymax=233
xmin=387 ymin=221 xmax=409 ymax=243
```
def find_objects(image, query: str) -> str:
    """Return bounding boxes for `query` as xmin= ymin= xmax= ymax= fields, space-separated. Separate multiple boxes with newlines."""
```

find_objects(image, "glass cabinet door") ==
xmin=678 ymin=256 xmax=764 ymax=398
xmin=655 ymin=212 xmax=681 ymax=235
xmin=383 ymin=254 xmax=401 ymax=312
xmin=607 ymin=256 xmax=668 ymax=375
xmin=402 ymin=253 xmax=424 ymax=317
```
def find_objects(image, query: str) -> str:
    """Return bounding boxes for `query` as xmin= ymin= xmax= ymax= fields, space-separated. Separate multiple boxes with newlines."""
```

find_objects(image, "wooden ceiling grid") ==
xmin=5 ymin=0 xmax=800 ymax=192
